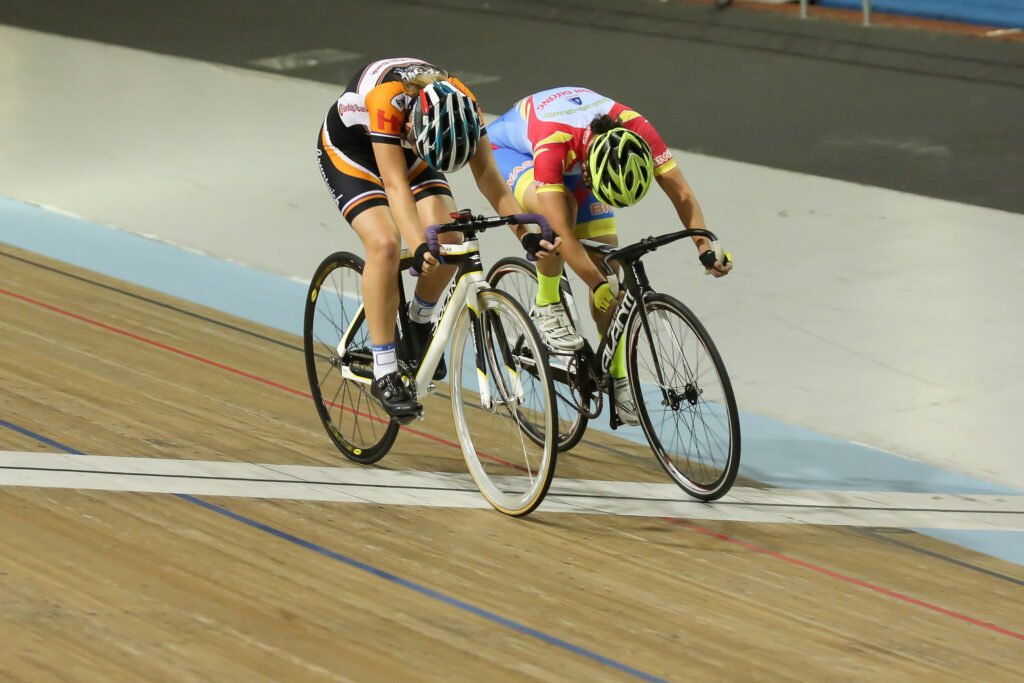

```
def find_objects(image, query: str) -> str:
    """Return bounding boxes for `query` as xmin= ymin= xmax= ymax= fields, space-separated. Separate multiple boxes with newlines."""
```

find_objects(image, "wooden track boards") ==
xmin=1 ymin=245 xmax=1021 ymax=681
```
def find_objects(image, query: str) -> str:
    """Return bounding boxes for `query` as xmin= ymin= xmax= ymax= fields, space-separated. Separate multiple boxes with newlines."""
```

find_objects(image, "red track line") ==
xmin=4 ymin=287 xmax=1018 ymax=637
xmin=4 ymin=287 xmax=525 ymax=469
xmin=662 ymin=517 xmax=1024 ymax=642
xmin=0 ymin=287 xmax=461 ymax=451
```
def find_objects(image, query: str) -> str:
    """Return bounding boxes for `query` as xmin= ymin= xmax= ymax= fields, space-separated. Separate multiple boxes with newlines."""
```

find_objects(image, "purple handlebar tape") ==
xmin=408 ymin=213 xmax=554 ymax=275
xmin=512 ymin=213 xmax=554 ymax=262
xmin=408 ymin=223 xmax=443 ymax=276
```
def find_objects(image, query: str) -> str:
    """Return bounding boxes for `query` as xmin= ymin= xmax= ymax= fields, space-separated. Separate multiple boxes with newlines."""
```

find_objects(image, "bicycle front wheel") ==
xmin=303 ymin=252 xmax=399 ymax=464
xmin=626 ymin=293 xmax=740 ymax=500
xmin=450 ymin=289 xmax=558 ymax=516
xmin=486 ymin=257 xmax=590 ymax=452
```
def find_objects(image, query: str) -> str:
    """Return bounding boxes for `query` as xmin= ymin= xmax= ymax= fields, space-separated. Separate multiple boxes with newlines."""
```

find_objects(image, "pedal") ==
xmin=393 ymin=412 xmax=419 ymax=426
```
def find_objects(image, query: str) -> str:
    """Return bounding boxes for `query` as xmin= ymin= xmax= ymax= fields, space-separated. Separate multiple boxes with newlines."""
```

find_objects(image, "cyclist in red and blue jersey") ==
xmin=317 ymin=59 xmax=558 ymax=421
xmin=489 ymin=86 xmax=731 ymax=425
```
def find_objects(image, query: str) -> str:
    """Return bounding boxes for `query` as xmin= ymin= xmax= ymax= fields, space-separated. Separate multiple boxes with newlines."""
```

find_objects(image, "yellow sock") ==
xmin=599 ymin=332 xmax=628 ymax=379
xmin=536 ymin=271 xmax=562 ymax=307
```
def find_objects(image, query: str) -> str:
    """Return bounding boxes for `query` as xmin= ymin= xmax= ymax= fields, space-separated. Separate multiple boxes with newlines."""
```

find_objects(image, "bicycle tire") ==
xmin=303 ymin=252 xmax=399 ymax=464
xmin=625 ymin=293 xmax=740 ymax=500
xmin=449 ymin=288 xmax=558 ymax=516
xmin=485 ymin=257 xmax=590 ymax=452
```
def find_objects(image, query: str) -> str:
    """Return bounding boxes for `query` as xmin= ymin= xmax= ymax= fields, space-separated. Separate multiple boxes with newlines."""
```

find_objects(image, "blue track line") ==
xmin=0 ymin=418 xmax=668 ymax=682
xmin=0 ymin=418 xmax=86 ymax=454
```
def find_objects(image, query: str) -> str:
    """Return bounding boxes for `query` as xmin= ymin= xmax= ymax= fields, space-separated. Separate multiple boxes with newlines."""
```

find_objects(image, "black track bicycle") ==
xmin=487 ymin=229 xmax=740 ymax=501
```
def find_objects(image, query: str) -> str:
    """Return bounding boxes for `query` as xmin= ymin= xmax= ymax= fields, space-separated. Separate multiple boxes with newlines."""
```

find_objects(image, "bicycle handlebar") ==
xmin=510 ymin=213 xmax=556 ymax=263
xmin=588 ymin=228 xmax=722 ymax=271
xmin=409 ymin=212 xmax=555 ymax=276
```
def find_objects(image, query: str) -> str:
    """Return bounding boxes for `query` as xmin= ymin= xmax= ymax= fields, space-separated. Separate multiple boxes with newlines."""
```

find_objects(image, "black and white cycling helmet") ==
xmin=411 ymin=80 xmax=482 ymax=173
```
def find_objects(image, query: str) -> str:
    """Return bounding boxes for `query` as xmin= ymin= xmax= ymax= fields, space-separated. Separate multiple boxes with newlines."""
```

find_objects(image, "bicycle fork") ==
xmin=623 ymin=262 xmax=678 ymax=415
xmin=467 ymin=284 xmax=525 ymax=410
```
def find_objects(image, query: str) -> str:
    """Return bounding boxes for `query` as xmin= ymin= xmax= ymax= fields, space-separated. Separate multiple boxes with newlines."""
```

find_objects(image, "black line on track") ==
xmin=847 ymin=527 xmax=1024 ymax=586
xmin=5 ymin=465 xmax=1022 ymax=516
xmin=0 ymin=246 xmax=698 ymax=466
xmin=9 ymin=244 xmax=1022 ymax=568
xmin=0 ymin=465 xmax=477 ymax=492
xmin=0 ymin=248 xmax=304 ymax=352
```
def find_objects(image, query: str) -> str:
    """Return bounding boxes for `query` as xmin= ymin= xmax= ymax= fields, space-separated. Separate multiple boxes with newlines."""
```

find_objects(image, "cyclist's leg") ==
xmin=406 ymin=159 xmax=462 ymax=380
xmin=317 ymin=133 xmax=419 ymax=418
xmin=409 ymin=207 xmax=458 ymax=303
xmin=572 ymin=185 xmax=619 ymax=332
xmin=409 ymin=157 xmax=460 ymax=304
xmin=318 ymin=131 xmax=400 ymax=350
xmin=520 ymin=180 xmax=573 ymax=291
xmin=349 ymin=207 xmax=402 ymax=347
xmin=348 ymin=207 xmax=422 ymax=418
xmin=513 ymin=182 xmax=585 ymax=351
xmin=572 ymin=193 xmax=640 ymax=425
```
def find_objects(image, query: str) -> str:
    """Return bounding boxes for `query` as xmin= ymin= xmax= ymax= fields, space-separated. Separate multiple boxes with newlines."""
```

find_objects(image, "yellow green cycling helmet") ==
xmin=586 ymin=127 xmax=653 ymax=208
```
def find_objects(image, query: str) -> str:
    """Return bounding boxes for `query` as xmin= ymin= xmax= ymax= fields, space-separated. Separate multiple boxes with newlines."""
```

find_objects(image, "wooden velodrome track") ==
xmin=1 ymin=244 xmax=1022 ymax=681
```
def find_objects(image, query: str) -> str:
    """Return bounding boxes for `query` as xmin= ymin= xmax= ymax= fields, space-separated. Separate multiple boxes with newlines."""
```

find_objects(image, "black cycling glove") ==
xmin=520 ymin=232 xmax=544 ymax=255
xmin=413 ymin=243 xmax=433 ymax=272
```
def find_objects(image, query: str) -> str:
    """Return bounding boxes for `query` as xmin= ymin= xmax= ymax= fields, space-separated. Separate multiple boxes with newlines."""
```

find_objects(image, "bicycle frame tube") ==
xmin=590 ymin=252 xmax=679 ymax=412
xmin=590 ymin=257 xmax=645 ymax=378
xmin=337 ymin=304 xmax=367 ymax=380
xmin=411 ymin=240 xmax=492 ymax=403
xmin=623 ymin=259 xmax=677 ymax=407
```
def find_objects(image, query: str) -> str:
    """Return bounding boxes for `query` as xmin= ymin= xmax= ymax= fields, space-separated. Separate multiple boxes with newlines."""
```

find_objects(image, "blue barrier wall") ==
xmin=819 ymin=0 xmax=1024 ymax=28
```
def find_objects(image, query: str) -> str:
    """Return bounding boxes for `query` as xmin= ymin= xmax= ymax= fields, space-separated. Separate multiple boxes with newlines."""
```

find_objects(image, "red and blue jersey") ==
xmin=489 ymin=87 xmax=676 ymax=197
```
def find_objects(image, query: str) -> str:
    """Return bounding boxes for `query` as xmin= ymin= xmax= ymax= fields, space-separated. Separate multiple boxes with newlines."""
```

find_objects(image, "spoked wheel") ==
xmin=303 ymin=252 xmax=399 ymax=464
xmin=486 ymin=257 xmax=590 ymax=451
xmin=626 ymin=293 xmax=740 ymax=500
xmin=450 ymin=289 xmax=557 ymax=516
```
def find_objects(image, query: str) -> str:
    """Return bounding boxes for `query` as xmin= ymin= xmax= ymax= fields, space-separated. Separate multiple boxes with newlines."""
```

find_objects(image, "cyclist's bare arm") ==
xmin=470 ymin=134 xmax=522 ymax=217
xmin=537 ymin=189 xmax=605 ymax=287
xmin=373 ymin=140 xmax=439 ymax=273
xmin=656 ymin=166 xmax=732 ymax=277
xmin=469 ymin=137 xmax=561 ymax=258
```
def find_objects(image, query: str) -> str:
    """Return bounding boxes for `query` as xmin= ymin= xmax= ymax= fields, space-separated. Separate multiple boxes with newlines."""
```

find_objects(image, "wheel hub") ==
xmin=665 ymin=382 xmax=701 ymax=409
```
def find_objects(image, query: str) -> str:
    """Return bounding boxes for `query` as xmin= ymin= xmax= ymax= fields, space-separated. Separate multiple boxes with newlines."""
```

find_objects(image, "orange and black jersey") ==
xmin=317 ymin=58 xmax=482 ymax=224
xmin=322 ymin=57 xmax=485 ymax=165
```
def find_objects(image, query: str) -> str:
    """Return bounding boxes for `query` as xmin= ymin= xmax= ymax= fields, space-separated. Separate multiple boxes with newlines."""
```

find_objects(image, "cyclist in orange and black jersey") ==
xmin=316 ymin=58 xmax=559 ymax=421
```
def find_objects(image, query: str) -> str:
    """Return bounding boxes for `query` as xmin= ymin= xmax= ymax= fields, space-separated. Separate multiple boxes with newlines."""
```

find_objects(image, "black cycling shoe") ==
xmin=371 ymin=371 xmax=421 ymax=424
xmin=410 ymin=320 xmax=447 ymax=381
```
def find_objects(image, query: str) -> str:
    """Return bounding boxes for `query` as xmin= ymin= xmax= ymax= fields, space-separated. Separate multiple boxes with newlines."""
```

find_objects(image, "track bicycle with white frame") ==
xmin=303 ymin=210 xmax=559 ymax=516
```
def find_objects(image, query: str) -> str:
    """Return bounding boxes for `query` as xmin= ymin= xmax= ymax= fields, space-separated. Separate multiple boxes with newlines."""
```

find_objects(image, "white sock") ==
xmin=408 ymin=294 xmax=436 ymax=324
xmin=372 ymin=342 xmax=398 ymax=379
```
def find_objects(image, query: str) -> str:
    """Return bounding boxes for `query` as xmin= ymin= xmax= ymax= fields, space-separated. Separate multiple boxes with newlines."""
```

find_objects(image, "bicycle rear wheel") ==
xmin=450 ymin=289 xmax=557 ymax=516
xmin=486 ymin=257 xmax=589 ymax=451
xmin=303 ymin=252 xmax=399 ymax=464
xmin=626 ymin=293 xmax=740 ymax=500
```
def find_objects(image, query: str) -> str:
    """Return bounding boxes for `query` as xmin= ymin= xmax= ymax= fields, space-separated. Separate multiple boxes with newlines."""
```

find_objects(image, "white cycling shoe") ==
xmin=613 ymin=376 xmax=641 ymax=426
xmin=530 ymin=301 xmax=584 ymax=352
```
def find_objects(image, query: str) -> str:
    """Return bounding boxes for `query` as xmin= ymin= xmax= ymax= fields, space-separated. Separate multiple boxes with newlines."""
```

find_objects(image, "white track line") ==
xmin=2 ymin=452 xmax=1022 ymax=530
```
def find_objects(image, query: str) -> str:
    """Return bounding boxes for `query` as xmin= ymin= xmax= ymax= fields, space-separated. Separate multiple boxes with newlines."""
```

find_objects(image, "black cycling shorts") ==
xmin=316 ymin=127 xmax=453 ymax=224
